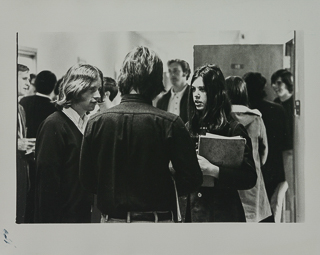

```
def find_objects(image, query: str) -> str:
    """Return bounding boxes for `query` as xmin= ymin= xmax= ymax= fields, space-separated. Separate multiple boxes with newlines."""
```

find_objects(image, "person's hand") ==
xmin=168 ymin=161 xmax=175 ymax=175
xmin=197 ymin=155 xmax=219 ymax=178
xmin=18 ymin=138 xmax=36 ymax=152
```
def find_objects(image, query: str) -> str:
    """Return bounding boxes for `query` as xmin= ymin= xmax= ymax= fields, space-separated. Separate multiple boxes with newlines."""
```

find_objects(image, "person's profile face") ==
xmin=168 ymin=62 xmax=187 ymax=87
xmin=272 ymin=77 xmax=290 ymax=98
xmin=18 ymin=71 xmax=30 ymax=96
xmin=25 ymin=76 xmax=36 ymax=96
xmin=191 ymin=77 xmax=207 ymax=112
xmin=76 ymin=78 xmax=102 ymax=113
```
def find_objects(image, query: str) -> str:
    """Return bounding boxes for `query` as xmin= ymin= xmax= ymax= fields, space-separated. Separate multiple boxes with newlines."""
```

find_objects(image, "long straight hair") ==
xmin=188 ymin=64 xmax=231 ymax=134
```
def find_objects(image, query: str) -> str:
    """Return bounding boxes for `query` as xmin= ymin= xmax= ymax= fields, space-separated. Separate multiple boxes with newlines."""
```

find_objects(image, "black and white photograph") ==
xmin=1 ymin=1 xmax=320 ymax=254
xmin=16 ymin=30 xmax=300 ymax=224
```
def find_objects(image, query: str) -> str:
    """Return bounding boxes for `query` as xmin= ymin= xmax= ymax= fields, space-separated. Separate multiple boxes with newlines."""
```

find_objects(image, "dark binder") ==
xmin=198 ymin=134 xmax=246 ymax=187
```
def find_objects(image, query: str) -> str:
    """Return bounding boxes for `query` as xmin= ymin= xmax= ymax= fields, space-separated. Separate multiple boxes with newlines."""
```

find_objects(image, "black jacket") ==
xmin=20 ymin=95 xmax=56 ymax=138
xmin=80 ymin=94 xmax=202 ymax=218
xmin=256 ymin=99 xmax=287 ymax=199
xmin=274 ymin=96 xmax=294 ymax=150
xmin=16 ymin=104 xmax=29 ymax=223
xmin=184 ymin=120 xmax=257 ymax=222
xmin=34 ymin=111 xmax=93 ymax=223
xmin=156 ymin=85 xmax=190 ymax=123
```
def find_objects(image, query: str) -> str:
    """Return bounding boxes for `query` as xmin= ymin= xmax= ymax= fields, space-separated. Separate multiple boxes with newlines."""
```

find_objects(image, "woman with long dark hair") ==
xmin=185 ymin=64 xmax=257 ymax=222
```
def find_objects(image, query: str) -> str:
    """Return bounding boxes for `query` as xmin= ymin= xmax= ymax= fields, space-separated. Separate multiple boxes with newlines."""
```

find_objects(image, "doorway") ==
xmin=18 ymin=46 xmax=37 ymax=74
xmin=194 ymin=44 xmax=284 ymax=101
xmin=194 ymin=43 xmax=300 ymax=222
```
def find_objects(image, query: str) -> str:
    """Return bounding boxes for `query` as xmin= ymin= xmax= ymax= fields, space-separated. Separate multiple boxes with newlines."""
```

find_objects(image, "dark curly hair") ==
xmin=271 ymin=69 xmax=293 ymax=93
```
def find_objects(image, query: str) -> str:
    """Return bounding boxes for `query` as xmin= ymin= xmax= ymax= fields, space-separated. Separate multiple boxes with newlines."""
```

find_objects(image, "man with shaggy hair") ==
xmin=34 ymin=64 xmax=103 ymax=223
xmin=80 ymin=46 xmax=202 ymax=223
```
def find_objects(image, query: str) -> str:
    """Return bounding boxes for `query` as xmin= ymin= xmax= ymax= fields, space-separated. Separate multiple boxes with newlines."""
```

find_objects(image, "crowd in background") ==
xmin=17 ymin=46 xmax=294 ymax=223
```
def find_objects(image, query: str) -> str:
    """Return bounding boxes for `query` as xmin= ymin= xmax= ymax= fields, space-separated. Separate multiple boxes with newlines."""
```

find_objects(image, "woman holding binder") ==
xmin=225 ymin=76 xmax=271 ymax=222
xmin=184 ymin=64 xmax=257 ymax=222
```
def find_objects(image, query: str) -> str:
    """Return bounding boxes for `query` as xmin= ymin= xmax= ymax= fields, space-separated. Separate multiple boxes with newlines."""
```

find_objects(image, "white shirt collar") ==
xmin=170 ymin=84 xmax=188 ymax=98
xmin=231 ymin=105 xmax=262 ymax=117
xmin=36 ymin=92 xmax=52 ymax=100
xmin=62 ymin=107 xmax=89 ymax=134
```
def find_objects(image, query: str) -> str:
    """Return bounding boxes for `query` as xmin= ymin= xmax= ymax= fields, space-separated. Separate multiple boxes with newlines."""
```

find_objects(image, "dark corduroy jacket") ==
xmin=156 ymin=85 xmax=190 ymax=123
xmin=182 ymin=119 xmax=257 ymax=222
xmin=80 ymin=94 xmax=202 ymax=220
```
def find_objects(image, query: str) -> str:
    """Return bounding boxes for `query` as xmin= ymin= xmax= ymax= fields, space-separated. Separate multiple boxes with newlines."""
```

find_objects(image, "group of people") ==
xmin=17 ymin=46 xmax=294 ymax=223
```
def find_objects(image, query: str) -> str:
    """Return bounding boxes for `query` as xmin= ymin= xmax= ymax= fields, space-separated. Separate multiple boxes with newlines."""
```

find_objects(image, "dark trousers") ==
xmin=24 ymin=159 xmax=36 ymax=223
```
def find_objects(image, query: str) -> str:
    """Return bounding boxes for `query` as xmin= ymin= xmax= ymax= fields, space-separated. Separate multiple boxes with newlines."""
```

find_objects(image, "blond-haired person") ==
xmin=34 ymin=64 xmax=103 ymax=223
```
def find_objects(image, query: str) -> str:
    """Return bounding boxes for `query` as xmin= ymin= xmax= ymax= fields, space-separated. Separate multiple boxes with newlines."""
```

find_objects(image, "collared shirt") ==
xmin=62 ymin=107 xmax=89 ymax=134
xmin=167 ymin=85 xmax=188 ymax=116
xmin=36 ymin=92 xmax=52 ymax=100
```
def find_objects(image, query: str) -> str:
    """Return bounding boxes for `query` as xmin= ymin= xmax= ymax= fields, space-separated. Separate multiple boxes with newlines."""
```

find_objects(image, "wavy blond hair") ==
xmin=56 ymin=64 xmax=103 ymax=109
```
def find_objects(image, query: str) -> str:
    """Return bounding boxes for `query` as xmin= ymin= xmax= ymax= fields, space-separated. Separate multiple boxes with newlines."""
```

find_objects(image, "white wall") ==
xmin=19 ymin=33 xmax=77 ymax=78
xmin=18 ymin=32 xmax=158 ymax=79
xmin=18 ymin=31 xmax=294 ymax=107
xmin=18 ymin=30 xmax=294 ymax=80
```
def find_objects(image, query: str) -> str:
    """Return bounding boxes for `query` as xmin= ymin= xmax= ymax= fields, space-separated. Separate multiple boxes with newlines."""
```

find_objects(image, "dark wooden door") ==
xmin=194 ymin=44 xmax=283 ymax=101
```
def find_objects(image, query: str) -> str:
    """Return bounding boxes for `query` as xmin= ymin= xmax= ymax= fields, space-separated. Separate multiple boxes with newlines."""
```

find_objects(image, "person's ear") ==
xmin=105 ymin=91 xmax=111 ymax=98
